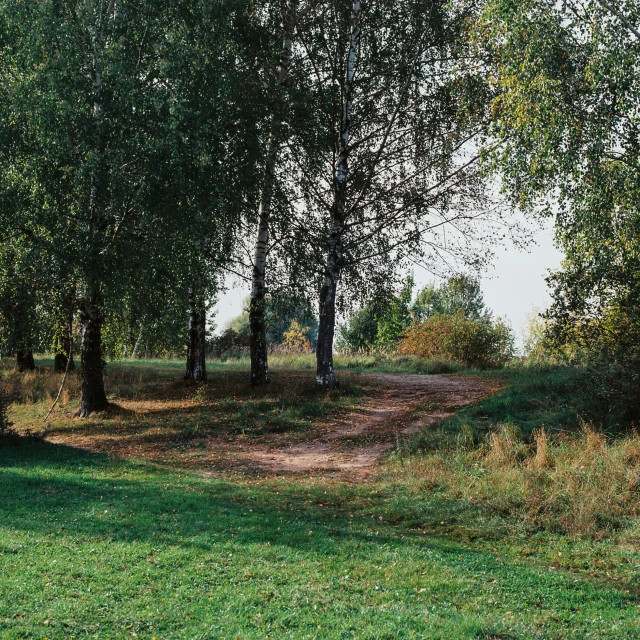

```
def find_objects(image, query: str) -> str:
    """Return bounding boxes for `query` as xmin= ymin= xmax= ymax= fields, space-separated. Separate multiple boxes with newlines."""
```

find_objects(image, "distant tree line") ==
xmin=337 ymin=273 xmax=513 ymax=367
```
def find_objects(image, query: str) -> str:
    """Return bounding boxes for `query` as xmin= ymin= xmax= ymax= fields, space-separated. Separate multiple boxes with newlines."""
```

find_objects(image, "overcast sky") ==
xmin=212 ymin=218 xmax=563 ymax=349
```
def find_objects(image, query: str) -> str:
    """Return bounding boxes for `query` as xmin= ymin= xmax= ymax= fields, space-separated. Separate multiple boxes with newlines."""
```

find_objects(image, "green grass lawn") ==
xmin=2 ymin=442 xmax=640 ymax=640
xmin=2 ymin=359 xmax=640 ymax=639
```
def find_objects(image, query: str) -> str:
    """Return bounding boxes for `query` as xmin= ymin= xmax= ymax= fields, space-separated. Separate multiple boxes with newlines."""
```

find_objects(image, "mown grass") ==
xmin=2 ymin=358 xmax=640 ymax=638
xmin=156 ymin=353 xmax=464 ymax=375
xmin=2 ymin=442 xmax=640 ymax=639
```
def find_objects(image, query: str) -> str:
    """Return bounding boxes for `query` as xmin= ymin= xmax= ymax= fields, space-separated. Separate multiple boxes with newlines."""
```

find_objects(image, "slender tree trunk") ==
xmin=78 ymin=297 xmax=108 ymax=417
xmin=185 ymin=286 xmax=207 ymax=383
xmin=54 ymin=307 xmax=75 ymax=373
xmin=316 ymin=225 xmax=345 ymax=389
xmin=249 ymin=0 xmax=298 ymax=386
xmin=316 ymin=0 xmax=360 ymax=390
xmin=16 ymin=350 xmax=35 ymax=372
xmin=131 ymin=326 xmax=143 ymax=359
xmin=123 ymin=326 xmax=132 ymax=358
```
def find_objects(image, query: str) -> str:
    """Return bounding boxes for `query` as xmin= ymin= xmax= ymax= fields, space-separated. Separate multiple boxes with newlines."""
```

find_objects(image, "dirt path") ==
xmin=231 ymin=374 xmax=498 ymax=477
xmin=46 ymin=373 xmax=499 ymax=479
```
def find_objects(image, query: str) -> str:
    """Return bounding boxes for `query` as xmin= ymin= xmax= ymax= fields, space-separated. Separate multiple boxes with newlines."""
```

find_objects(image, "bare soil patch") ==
xmin=45 ymin=372 xmax=499 ymax=478
xmin=239 ymin=374 xmax=499 ymax=477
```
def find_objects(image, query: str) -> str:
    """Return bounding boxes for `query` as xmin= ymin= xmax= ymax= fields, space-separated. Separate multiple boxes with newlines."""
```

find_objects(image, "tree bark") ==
xmin=185 ymin=286 xmax=207 ymax=383
xmin=316 ymin=224 xmax=345 ymax=389
xmin=77 ymin=3 xmax=109 ymax=418
xmin=316 ymin=0 xmax=360 ymax=390
xmin=249 ymin=0 xmax=298 ymax=386
xmin=16 ymin=350 xmax=35 ymax=372
xmin=78 ymin=298 xmax=108 ymax=417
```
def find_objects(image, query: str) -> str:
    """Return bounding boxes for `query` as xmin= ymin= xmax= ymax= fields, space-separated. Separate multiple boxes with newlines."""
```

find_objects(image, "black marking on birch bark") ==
xmin=185 ymin=285 xmax=207 ymax=383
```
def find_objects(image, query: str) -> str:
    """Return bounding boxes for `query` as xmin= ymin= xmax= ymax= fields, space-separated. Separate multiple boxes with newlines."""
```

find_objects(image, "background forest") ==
xmin=2 ymin=0 xmax=638 ymax=410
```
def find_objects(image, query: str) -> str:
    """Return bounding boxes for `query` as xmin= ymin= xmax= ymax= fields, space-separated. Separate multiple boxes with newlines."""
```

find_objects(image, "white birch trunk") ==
xmin=249 ymin=0 xmax=298 ymax=385
xmin=131 ymin=326 xmax=143 ymax=359
xmin=316 ymin=0 xmax=361 ymax=389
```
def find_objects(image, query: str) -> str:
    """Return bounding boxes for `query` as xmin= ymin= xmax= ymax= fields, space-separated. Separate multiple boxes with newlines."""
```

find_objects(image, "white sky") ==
xmin=212 ymin=218 xmax=563 ymax=348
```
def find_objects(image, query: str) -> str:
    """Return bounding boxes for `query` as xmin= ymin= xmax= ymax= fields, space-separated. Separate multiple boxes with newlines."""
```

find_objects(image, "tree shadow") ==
xmin=0 ymin=440 xmax=505 ymax=559
xmin=2 ymin=438 xmax=636 ymax=637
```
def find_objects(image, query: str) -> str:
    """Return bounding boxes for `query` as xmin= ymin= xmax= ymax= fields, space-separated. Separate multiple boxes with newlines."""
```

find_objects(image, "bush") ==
xmin=398 ymin=312 xmax=514 ymax=369
xmin=275 ymin=320 xmax=313 ymax=354
xmin=208 ymin=328 xmax=250 ymax=360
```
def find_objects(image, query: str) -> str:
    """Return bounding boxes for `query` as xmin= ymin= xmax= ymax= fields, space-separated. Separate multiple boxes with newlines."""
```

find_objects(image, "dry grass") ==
xmin=391 ymin=423 xmax=640 ymax=537
xmin=3 ymin=367 xmax=82 ymax=406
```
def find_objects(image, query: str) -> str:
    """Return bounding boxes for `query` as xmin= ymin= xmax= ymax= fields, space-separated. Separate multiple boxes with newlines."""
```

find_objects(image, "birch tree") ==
xmin=277 ymin=0 xmax=505 ymax=388
xmin=248 ymin=0 xmax=299 ymax=386
xmin=0 ymin=0 xmax=257 ymax=411
xmin=480 ymin=0 xmax=640 ymax=367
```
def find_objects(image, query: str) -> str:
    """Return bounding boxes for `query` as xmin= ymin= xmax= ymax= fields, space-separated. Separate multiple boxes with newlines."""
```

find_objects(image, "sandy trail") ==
xmin=234 ymin=374 xmax=497 ymax=477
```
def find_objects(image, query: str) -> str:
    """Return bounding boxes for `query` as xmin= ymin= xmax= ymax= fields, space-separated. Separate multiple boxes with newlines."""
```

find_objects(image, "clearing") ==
xmin=2 ymin=359 xmax=639 ymax=639
xmin=234 ymin=374 xmax=498 ymax=476
xmin=44 ymin=371 xmax=498 ymax=477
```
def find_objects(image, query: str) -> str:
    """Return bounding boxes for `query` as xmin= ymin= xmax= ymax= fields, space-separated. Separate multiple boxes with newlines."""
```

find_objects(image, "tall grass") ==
xmin=391 ymin=424 xmax=640 ymax=537
xmin=386 ymin=364 xmax=640 ymax=538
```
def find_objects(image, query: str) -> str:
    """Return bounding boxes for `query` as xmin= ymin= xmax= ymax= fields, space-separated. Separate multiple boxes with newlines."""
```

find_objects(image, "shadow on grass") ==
xmin=35 ymin=371 xmax=375 ymax=468
xmin=1 ymin=440 xmax=466 ymax=555
xmin=2 ymin=439 xmax=639 ymax=639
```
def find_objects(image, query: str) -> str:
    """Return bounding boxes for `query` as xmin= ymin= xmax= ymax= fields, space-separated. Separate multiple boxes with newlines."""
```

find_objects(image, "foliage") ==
xmin=335 ymin=304 xmax=379 ymax=354
xmin=375 ymin=278 xmax=415 ymax=350
xmin=479 ymin=0 xmax=640 ymax=411
xmin=338 ymin=274 xmax=491 ymax=355
xmin=222 ymin=295 xmax=318 ymax=355
xmin=337 ymin=277 xmax=414 ymax=353
xmin=399 ymin=312 xmax=514 ymax=369
xmin=0 ymin=0 xmax=266 ymax=404
xmin=521 ymin=308 xmax=548 ymax=360
xmin=412 ymin=274 xmax=489 ymax=322
xmin=280 ymin=320 xmax=312 ymax=354
xmin=479 ymin=0 xmax=640 ymax=213
xmin=209 ymin=327 xmax=251 ymax=360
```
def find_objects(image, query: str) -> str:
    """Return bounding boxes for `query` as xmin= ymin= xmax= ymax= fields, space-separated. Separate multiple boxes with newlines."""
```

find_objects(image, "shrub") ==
xmin=208 ymin=328 xmax=250 ymax=359
xmin=278 ymin=320 xmax=312 ymax=354
xmin=398 ymin=312 xmax=514 ymax=369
